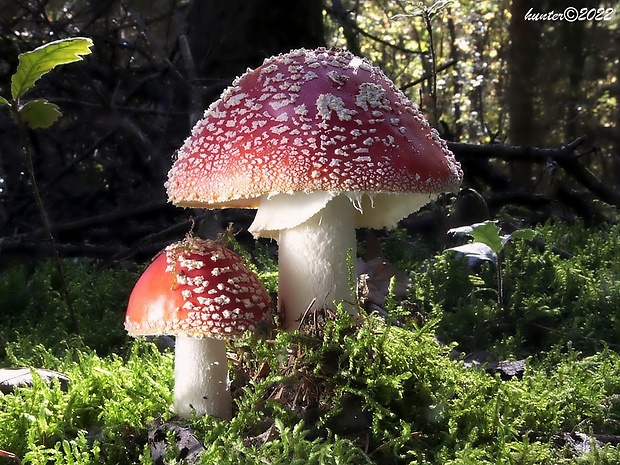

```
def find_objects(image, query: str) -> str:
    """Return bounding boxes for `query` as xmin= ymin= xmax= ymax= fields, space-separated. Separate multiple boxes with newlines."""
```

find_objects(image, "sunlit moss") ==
xmin=2 ymin=221 xmax=620 ymax=463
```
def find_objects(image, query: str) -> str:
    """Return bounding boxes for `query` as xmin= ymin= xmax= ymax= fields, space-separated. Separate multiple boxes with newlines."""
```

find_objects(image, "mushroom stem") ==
xmin=173 ymin=335 xmax=231 ymax=420
xmin=277 ymin=195 xmax=357 ymax=330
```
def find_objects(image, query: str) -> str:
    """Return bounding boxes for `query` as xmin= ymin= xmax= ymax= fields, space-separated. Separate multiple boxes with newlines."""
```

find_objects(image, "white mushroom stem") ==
xmin=276 ymin=195 xmax=357 ymax=330
xmin=250 ymin=191 xmax=441 ymax=331
xmin=173 ymin=335 xmax=231 ymax=420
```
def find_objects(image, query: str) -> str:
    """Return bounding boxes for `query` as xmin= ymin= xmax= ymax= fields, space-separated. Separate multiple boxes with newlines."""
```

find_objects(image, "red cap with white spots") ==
xmin=125 ymin=236 xmax=270 ymax=338
xmin=166 ymin=47 xmax=462 ymax=213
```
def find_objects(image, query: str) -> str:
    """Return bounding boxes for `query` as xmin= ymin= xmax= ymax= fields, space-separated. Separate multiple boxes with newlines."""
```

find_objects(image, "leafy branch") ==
xmin=0 ymin=37 xmax=94 ymax=334
xmin=448 ymin=221 xmax=535 ymax=308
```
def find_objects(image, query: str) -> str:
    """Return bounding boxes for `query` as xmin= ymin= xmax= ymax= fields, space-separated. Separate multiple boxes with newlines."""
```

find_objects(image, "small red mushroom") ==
xmin=125 ymin=236 xmax=270 ymax=419
xmin=166 ymin=48 xmax=462 ymax=330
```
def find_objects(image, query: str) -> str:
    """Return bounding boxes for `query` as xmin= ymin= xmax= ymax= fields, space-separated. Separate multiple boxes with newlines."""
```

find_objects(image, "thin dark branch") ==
xmin=352 ymin=21 xmax=423 ymax=55
xmin=49 ymin=97 xmax=187 ymax=116
xmin=0 ymin=236 xmax=167 ymax=261
xmin=28 ymin=202 xmax=172 ymax=239
xmin=13 ymin=99 xmax=79 ymax=333
xmin=401 ymin=59 xmax=457 ymax=90
xmin=325 ymin=3 xmax=423 ymax=56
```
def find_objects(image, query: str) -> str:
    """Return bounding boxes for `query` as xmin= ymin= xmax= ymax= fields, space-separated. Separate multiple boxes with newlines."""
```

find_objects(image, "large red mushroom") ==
xmin=166 ymin=48 xmax=462 ymax=330
xmin=125 ymin=236 xmax=270 ymax=419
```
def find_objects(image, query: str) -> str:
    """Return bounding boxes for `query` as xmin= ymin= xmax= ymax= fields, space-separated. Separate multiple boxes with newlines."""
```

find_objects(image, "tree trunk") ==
xmin=172 ymin=0 xmax=325 ymax=147
xmin=166 ymin=0 xmax=325 ymax=238
xmin=507 ymin=0 xmax=540 ymax=186
xmin=186 ymin=0 xmax=324 ymax=101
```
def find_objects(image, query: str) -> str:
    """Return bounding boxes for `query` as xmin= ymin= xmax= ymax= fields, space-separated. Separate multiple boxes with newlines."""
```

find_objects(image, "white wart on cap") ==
xmin=165 ymin=48 xmax=462 ymax=330
xmin=125 ymin=236 xmax=271 ymax=418
xmin=165 ymin=47 xmax=462 ymax=232
xmin=125 ymin=237 xmax=270 ymax=338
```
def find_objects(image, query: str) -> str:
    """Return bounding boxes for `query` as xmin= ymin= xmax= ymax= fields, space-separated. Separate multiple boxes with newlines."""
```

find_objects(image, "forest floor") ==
xmin=2 ymin=218 xmax=620 ymax=464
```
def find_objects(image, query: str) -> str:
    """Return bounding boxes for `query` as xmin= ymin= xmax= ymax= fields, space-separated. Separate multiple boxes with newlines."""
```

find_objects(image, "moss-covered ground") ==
xmin=2 ymin=219 xmax=620 ymax=464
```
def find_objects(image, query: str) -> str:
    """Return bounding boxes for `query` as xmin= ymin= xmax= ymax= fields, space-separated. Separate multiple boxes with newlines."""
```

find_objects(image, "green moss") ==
xmin=417 ymin=220 xmax=620 ymax=358
xmin=0 ymin=341 xmax=171 ymax=464
xmin=2 ymin=221 xmax=620 ymax=463
xmin=0 ymin=259 xmax=136 ymax=358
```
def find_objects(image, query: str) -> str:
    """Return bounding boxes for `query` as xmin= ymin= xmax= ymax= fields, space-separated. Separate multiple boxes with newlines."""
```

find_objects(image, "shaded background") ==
xmin=0 ymin=0 xmax=618 ymax=268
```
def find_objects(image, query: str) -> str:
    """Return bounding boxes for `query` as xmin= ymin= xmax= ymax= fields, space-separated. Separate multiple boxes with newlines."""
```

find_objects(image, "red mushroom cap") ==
xmin=125 ymin=236 xmax=270 ymax=338
xmin=166 ymin=47 xmax=462 ymax=209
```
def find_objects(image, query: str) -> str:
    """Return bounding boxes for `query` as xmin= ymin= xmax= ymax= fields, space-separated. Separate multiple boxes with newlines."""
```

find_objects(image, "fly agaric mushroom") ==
xmin=166 ymin=48 xmax=462 ymax=331
xmin=125 ymin=236 xmax=270 ymax=419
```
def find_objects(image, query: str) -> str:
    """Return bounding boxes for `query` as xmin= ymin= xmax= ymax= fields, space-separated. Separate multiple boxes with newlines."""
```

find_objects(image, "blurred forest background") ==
xmin=0 ymin=0 xmax=618 ymax=268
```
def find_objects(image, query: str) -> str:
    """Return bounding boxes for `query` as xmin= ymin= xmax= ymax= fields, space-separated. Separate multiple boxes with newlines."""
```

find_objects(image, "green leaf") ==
xmin=508 ymin=228 xmax=535 ymax=241
xmin=11 ymin=37 xmax=93 ymax=101
xmin=448 ymin=242 xmax=497 ymax=265
xmin=502 ymin=228 xmax=536 ymax=247
xmin=467 ymin=221 xmax=503 ymax=254
xmin=0 ymin=95 xmax=10 ymax=107
xmin=19 ymin=99 xmax=62 ymax=129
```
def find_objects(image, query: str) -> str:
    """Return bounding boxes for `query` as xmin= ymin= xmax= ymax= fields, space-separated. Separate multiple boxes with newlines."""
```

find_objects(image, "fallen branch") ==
xmin=447 ymin=137 xmax=586 ymax=163
xmin=27 ymin=202 xmax=171 ymax=239
xmin=448 ymin=138 xmax=620 ymax=209
xmin=0 ymin=236 xmax=169 ymax=262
